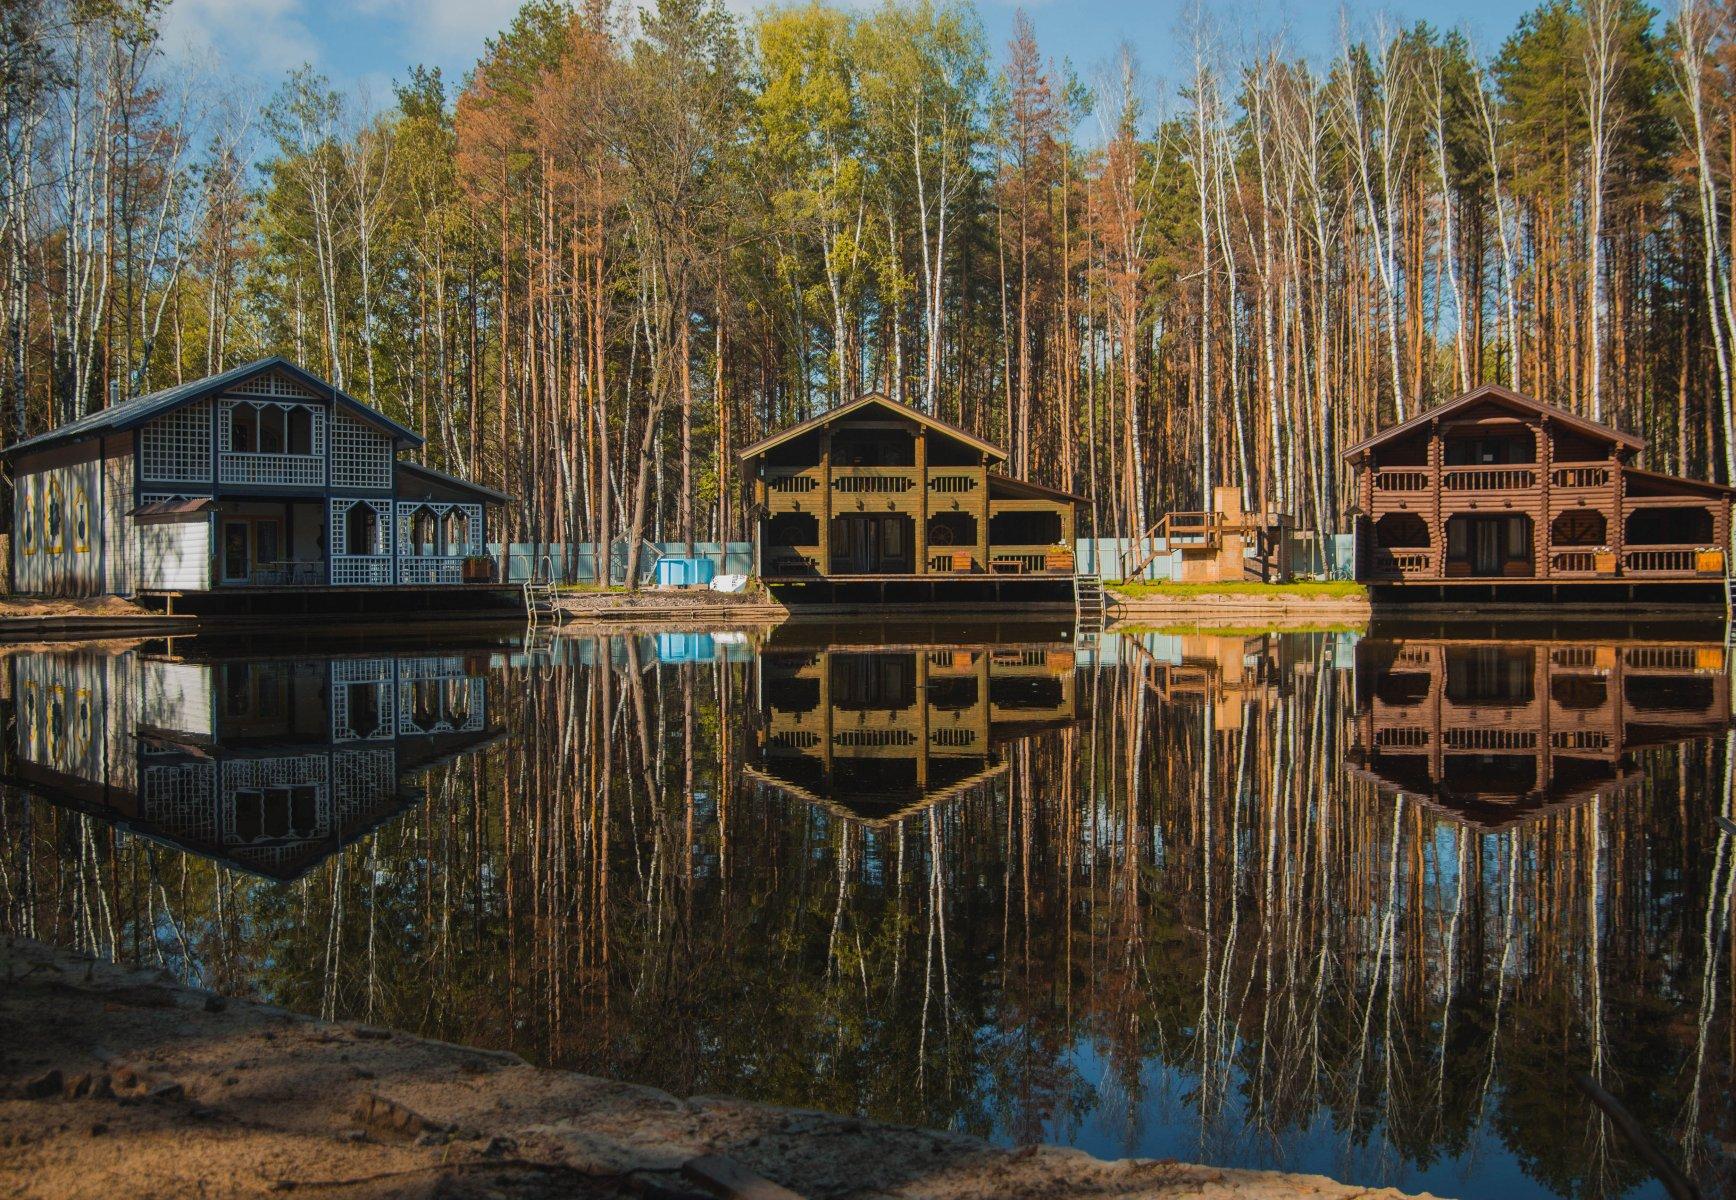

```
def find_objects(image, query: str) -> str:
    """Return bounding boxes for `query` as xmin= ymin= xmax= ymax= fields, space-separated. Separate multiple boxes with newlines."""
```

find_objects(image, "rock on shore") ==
xmin=0 ymin=938 xmax=1434 ymax=1200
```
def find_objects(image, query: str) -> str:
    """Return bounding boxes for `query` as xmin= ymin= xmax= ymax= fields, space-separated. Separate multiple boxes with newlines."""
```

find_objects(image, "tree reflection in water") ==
xmin=1 ymin=627 xmax=1733 ymax=1200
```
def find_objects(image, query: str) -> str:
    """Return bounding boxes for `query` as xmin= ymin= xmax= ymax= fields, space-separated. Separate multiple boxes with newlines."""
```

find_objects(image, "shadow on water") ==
xmin=2 ymin=620 xmax=1734 ymax=1200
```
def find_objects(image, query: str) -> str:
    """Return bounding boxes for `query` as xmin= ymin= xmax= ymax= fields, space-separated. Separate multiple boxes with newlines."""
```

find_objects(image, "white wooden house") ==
xmin=3 ymin=357 xmax=509 ymax=597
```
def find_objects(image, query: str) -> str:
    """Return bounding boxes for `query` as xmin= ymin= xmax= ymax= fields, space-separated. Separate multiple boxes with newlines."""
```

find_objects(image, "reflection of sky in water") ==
xmin=1 ymin=625 xmax=1729 ymax=1200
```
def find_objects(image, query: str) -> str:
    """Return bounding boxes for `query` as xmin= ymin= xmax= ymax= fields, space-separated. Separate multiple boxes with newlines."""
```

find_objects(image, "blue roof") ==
xmin=0 ymin=356 xmax=424 ymax=461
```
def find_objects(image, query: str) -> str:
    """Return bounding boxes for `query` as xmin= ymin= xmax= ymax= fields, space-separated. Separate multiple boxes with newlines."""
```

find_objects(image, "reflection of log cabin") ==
xmin=1345 ymin=384 xmax=1734 ymax=592
xmin=1347 ymin=638 xmax=1732 ymax=829
xmin=1 ymin=648 xmax=499 ymax=880
xmin=740 ymin=395 xmax=1087 ymax=589
xmin=746 ymin=645 xmax=1082 ymax=825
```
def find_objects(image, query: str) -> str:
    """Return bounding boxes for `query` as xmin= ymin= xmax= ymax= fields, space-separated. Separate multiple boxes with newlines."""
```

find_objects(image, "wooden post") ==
xmin=1428 ymin=421 xmax=1442 ymax=579
xmin=1537 ymin=416 xmax=1551 ymax=579
xmin=976 ymin=452 xmax=990 ymax=572
xmin=915 ymin=426 xmax=928 ymax=575
xmin=751 ymin=467 xmax=766 ymax=578
xmin=818 ymin=430 xmax=833 ymax=575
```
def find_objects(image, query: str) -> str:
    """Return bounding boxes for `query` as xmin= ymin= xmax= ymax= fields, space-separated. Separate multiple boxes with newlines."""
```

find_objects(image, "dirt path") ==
xmin=0 ymin=939 xmax=1434 ymax=1200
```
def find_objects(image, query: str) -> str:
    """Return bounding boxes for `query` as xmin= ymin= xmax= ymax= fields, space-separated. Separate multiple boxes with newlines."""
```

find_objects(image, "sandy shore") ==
xmin=0 ymin=938 xmax=1433 ymax=1200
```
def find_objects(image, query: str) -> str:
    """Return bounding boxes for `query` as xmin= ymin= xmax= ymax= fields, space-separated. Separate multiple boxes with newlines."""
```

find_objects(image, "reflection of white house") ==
xmin=3 ymin=357 xmax=510 ymax=597
xmin=5 ymin=648 xmax=496 ymax=880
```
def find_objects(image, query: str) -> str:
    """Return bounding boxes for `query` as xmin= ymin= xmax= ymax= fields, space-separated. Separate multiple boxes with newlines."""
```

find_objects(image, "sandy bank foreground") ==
xmin=0 ymin=939 xmax=1434 ymax=1200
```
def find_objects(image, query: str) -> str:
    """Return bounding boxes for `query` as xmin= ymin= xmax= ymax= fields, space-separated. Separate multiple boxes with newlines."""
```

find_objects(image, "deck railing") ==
xmin=219 ymin=451 xmax=324 ymax=487
xmin=1370 ymin=548 xmax=1434 ymax=576
xmin=398 ymin=557 xmax=464 ymax=585
xmin=1623 ymin=545 xmax=1708 ymax=575
xmin=1442 ymin=465 xmax=1536 ymax=491
xmin=767 ymin=471 xmax=820 ymax=493
xmin=332 ymin=554 xmax=393 ymax=585
xmin=1375 ymin=469 xmax=1431 ymax=492
xmin=833 ymin=467 xmax=916 ymax=493
xmin=1551 ymin=466 xmax=1611 ymax=488
xmin=928 ymin=473 xmax=977 ymax=493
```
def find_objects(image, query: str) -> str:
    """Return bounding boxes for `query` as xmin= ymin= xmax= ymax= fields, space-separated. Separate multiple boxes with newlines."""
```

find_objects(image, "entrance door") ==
xmin=1471 ymin=518 xmax=1504 ymax=576
xmin=222 ymin=521 xmax=252 ymax=584
xmin=829 ymin=515 xmax=913 ymax=575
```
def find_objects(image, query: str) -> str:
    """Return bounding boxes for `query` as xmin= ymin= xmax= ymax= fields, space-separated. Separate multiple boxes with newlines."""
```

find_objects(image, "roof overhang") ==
xmin=1342 ymin=384 xmax=1645 ymax=461
xmin=395 ymin=459 xmax=514 ymax=506
xmin=737 ymin=394 xmax=1006 ymax=463
xmin=986 ymin=472 xmax=1090 ymax=505
xmin=1 ymin=356 xmax=424 ymax=463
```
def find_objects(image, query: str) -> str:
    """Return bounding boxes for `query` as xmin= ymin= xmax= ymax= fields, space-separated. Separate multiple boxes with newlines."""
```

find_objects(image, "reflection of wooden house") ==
xmin=2 ymin=648 xmax=499 ymax=880
xmin=1345 ymin=384 xmax=1734 ymax=592
xmin=1347 ymin=638 xmax=1732 ymax=829
xmin=746 ymin=645 xmax=1082 ymax=825
xmin=739 ymin=395 xmax=1087 ymax=590
xmin=1126 ymin=631 xmax=1287 ymax=732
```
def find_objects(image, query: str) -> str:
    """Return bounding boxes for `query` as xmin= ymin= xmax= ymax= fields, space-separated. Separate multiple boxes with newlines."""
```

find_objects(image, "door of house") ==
xmin=829 ymin=514 xmax=913 ymax=574
xmin=221 ymin=518 xmax=284 ymax=585
xmin=221 ymin=521 xmax=252 ymax=584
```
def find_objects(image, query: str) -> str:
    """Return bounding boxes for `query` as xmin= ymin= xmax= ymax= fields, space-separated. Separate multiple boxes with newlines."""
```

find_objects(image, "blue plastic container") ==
xmin=655 ymin=557 xmax=690 ymax=587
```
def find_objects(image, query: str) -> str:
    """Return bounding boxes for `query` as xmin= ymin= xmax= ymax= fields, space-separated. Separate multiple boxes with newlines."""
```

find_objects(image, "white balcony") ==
xmin=220 ymin=452 xmax=325 ymax=487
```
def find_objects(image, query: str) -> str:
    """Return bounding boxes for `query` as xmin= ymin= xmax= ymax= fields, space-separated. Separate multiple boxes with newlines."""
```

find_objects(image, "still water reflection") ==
xmin=3 ymin=622 xmax=1734 ymax=1200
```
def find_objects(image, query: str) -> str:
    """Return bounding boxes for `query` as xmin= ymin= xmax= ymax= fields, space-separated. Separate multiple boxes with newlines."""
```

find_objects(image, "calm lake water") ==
xmin=4 ymin=619 xmax=1734 ymax=1200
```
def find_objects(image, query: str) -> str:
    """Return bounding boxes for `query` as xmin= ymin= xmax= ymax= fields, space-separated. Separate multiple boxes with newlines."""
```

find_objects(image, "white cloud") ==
xmin=161 ymin=0 xmax=322 ymax=69
xmin=352 ymin=0 xmax=524 ymax=65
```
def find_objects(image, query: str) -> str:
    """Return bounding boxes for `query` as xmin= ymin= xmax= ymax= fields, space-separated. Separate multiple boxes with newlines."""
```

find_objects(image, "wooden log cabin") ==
xmin=745 ymin=642 xmax=1083 ymax=826
xmin=1346 ymin=636 xmax=1732 ymax=831
xmin=1344 ymin=384 xmax=1735 ymax=598
xmin=739 ymin=394 xmax=1087 ymax=602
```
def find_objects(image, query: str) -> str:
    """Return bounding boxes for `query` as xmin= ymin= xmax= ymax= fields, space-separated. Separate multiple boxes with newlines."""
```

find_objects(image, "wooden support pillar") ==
xmin=975 ymin=453 xmax=990 ymax=572
xmin=915 ymin=427 xmax=928 ymax=575
xmin=1428 ymin=421 xmax=1442 ymax=577
xmin=1537 ymin=416 xmax=1552 ymax=579
xmin=818 ymin=430 xmax=833 ymax=575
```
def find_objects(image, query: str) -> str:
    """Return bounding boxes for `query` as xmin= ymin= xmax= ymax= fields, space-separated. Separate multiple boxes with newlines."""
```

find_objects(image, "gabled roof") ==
xmin=0 ymin=356 xmax=423 ymax=462
xmin=737 ymin=394 xmax=1005 ymax=463
xmin=396 ymin=459 xmax=515 ymax=506
xmin=1342 ymin=383 xmax=1645 ymax=460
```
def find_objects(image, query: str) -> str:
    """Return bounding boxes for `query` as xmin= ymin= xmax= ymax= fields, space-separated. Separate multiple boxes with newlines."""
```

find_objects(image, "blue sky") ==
xmin=161 ymin=0 xmax=1539 ymax=110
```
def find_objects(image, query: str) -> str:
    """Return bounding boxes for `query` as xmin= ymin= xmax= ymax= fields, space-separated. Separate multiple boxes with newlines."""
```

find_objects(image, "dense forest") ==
xmin=0 ymin=0 xmax=1733 ymax=552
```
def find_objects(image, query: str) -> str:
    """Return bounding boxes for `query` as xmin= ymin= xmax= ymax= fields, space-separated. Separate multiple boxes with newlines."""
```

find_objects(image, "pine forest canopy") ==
xmin=1 ymin=0 xmax=1734 ymax=563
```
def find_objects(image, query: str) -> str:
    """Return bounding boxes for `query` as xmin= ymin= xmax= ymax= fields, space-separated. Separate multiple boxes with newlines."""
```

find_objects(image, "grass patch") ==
xmin=1109 ymin=580 xmax=1367 ymax=600
xmin=554 ymin=582 xmax=628 ymax=593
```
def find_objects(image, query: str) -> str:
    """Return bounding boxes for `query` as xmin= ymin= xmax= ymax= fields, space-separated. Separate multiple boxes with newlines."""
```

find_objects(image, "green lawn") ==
xmin=1109 ymin=579 xmax=1367 ymax=600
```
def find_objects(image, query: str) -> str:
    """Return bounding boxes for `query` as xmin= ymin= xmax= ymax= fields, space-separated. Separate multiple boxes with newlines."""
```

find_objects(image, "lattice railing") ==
xmin=398 ymin=558 xmax=462 ymax=584
xmin=220 ymin=452 xmax=324 ymax=486
xmin=332 ymin=554 xmax=392 ymax=585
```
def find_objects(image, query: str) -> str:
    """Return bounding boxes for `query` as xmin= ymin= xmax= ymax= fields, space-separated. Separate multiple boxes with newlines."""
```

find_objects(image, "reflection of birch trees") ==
xmin=2 ymin=632 xmax=1733 ymax=1197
